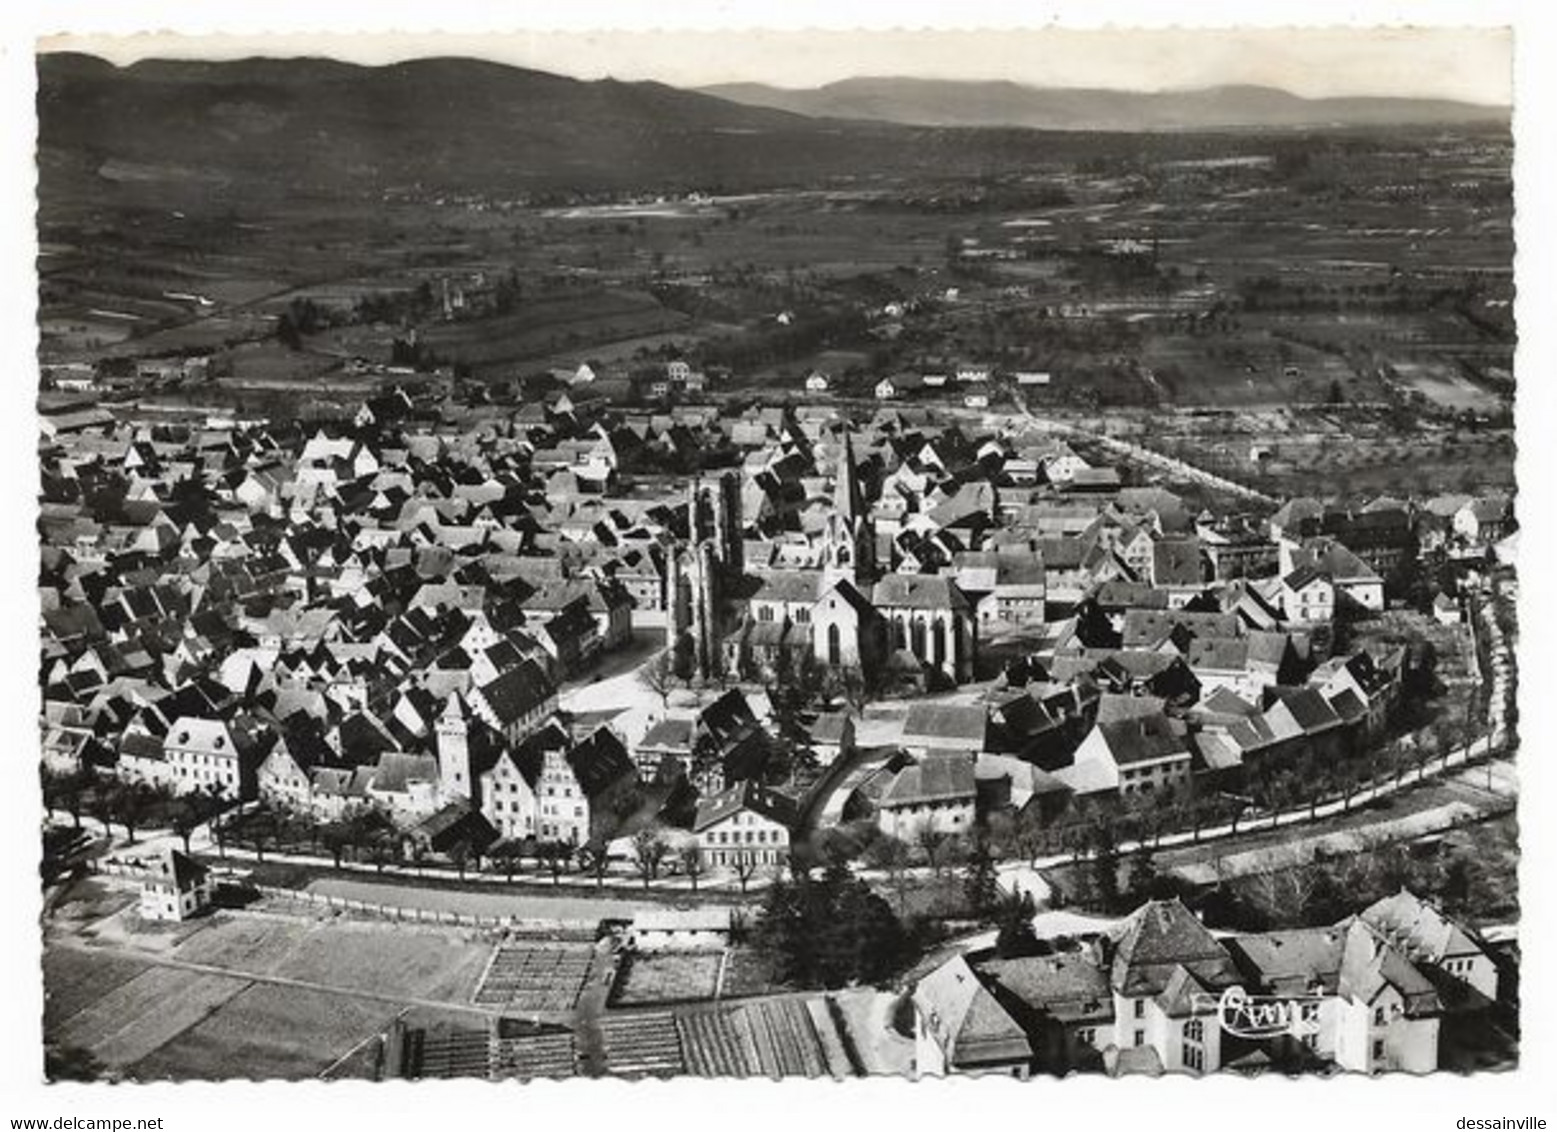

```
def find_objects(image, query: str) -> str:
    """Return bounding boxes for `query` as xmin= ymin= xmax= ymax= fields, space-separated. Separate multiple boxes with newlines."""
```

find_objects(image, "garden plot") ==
xmin=611 ymin=950 xmax=723 ymax=1006
xmin=676 ymin=997 xmax=838 ymax=1079
xmin=598 ymin=1011 xmax=685 ymax=1077
xmin=472 ymin=942 xmax=594 ymax=1012
xmin=491 ymin=1029 xmax=579 ymax=1080
xmin=402 ymin=1023 xmax=493 ymax=1080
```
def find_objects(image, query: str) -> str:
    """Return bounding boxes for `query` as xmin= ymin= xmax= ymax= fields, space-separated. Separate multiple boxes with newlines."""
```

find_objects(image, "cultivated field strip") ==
xmin=472 ymin=942 xmax=594 ymax=1012
xmin=676 ymin=1008 xmax=754 ymax=1077
xmin=737 ymin=998 xmax=828 ymax=1078
xmin=598 ymin=1011 xmax=685 ymax=1077
xmin=669 ymin=998 xmax=837 ymax=1078
xmin=56 ymin=966 xmax=250 ymax=1067
xmin=401 ymin=1025 xmax=491 ymax=1079
xmin=491 ymin=1030 xmax=579 ymax=1080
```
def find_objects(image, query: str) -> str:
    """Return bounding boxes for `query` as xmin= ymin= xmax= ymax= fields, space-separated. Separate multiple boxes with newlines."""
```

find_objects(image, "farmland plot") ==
xmin=598 ymin=1011 xmax=685 ymax=1077
xmin=131 ymin=982 xmax=399 ymax=1081
xmin=473 ymin=942 xmax=594 ymax=1012
xmin=675 ymin=997 xmax=845 ymax=1078
xmin=421 ymin=290 xmax=688 ymax=367
xmin=491 ymin=1028 xmax=579 ymax=1080
xmin=610 ymin=950 xmax=722 ymax=1006
xmin=53 ymin=964 xmax=249 ymax=1069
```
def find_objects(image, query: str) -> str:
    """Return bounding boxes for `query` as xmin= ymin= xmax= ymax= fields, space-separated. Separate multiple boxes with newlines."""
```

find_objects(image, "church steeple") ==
xmin=834 ymin=429 xmax=864 ymax=523
xmin=822 ymin=429 xmax=875 ymax=587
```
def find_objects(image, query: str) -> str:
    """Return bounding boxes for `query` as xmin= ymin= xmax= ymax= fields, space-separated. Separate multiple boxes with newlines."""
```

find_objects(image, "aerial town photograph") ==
xmin=26 ymin=16 xmax=1527 ymax=1101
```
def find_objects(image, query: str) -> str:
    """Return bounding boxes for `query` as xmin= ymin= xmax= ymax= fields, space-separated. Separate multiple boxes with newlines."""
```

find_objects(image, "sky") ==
xmin=40 ymin=26 xmax=1513 ymax=105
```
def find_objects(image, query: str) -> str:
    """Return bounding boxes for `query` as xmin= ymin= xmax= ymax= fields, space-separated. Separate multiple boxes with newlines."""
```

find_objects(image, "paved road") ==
xmin=303 ymin=875 xmax=682 ymax=922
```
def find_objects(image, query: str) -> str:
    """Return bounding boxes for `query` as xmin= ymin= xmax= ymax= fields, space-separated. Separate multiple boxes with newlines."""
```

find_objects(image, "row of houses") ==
xmin=914 ymin=891 xmax=1499 ymax=1077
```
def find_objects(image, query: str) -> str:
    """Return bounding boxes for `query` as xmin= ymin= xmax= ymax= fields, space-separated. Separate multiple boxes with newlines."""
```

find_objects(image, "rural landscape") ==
xmin=35 ymin=32 xmax=1519 ymax=1085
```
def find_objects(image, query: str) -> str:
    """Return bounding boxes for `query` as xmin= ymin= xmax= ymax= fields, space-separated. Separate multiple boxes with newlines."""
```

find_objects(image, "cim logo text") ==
xmin=1191 ymin=986 xmax=1325 ymax=1040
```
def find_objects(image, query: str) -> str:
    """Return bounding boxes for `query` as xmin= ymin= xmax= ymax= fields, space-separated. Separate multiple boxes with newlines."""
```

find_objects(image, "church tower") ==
xmin=436 ymin=694 xmax=473 ymax=804
xmin=822 ymin=430 xmax=875 ymax=587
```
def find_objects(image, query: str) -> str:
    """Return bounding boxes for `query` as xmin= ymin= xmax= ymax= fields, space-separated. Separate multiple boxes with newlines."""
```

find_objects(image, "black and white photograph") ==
xmin=4 ymin=2 xmax=1553 ymax=1127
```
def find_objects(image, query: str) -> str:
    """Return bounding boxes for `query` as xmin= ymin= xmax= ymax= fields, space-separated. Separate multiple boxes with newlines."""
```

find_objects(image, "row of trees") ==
xmin=41 ymin=767 xmax=230 ymax=849
xmin=216 ymin=802 xmax=772 ymax=895
xmin=1199 ymin=819 xmax=1516 ymax=934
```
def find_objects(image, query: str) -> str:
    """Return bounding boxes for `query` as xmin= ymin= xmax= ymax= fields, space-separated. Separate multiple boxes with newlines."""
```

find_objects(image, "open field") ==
xmin=39 ymin=124 xmax=1511 ymax=446
xmin=131 ymin=982 xmax=399 ymax=1081
xmin=43 ymin=907 xmax=501 ymax=1080
xmin=612 ymin=950 xmax=723 ymax=1006
xmin=420 ymin=289 xmax=689 ymax=369
xmin=719 ymin=947 xmax=784 ymax=999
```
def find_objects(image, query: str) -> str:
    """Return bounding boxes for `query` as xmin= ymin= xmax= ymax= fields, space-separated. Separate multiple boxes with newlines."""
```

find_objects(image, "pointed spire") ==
xmin=834 ymin=429 xmax=864 ymax=522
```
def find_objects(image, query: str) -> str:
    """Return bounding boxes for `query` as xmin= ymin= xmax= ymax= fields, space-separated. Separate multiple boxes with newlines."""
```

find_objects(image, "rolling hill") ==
xmin=698 ymin=77 xmax=1510 ymax=132
xmin=37 ymin=54 xmax=1510 ymax=221
xmin=37 ymin=53 xmax=904 ymax=208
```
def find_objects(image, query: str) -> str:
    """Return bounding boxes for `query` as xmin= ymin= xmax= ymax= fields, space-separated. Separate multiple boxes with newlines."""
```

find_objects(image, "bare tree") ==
xmin=112 ymin=782 xmax=150 ymax=845
xmin=864 ymin=833 xmax=912 ymax=915
xmin=680 ymin=844 xmax=705 ymax=893
xmin=732 ymin=855 xmax=760 ymax=894
xmin=915 ymin=822 xmax=948 ymax=875
xmin=641 ymin=650 xmax=676 ymax=710
xmin=319 ymin=821 xmax=352 ymax=870
xmin=585 ymin=846 xmax=610 ymax=889
xmin=631 ymin=829 xmax=668 ymax=890
xmin=42 ymin=766 xmax=88 ymax=831
xmin=542 ymin=840 xmax=570 ymax=886
xmin=170 ymin=798 xmax=202 ymax=855
xmin=448 ymin=839 xmax=471 ymax=880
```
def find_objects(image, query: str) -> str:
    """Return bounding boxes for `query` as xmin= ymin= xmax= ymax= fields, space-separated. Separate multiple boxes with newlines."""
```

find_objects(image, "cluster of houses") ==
xmin=38 ymin=378 xmax=1512 ymax=873
xmin=913 ymin=890 xmax=1502 ymax=1077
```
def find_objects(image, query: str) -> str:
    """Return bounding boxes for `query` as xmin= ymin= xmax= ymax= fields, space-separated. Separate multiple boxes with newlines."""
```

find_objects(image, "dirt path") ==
xmin=570 ymin=938 xmax=619 ymax=1077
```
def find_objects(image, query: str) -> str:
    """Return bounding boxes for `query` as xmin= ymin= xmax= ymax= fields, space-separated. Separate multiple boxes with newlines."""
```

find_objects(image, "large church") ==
xmin=730 ymin=430 xmax=977 ymax=688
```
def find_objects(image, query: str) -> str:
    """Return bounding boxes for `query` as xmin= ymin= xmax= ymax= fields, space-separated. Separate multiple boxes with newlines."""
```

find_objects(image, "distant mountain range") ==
xmin=37 ymin=52 xmax=838 ymax=205
xmin=37 ymin=54 xmax=1509 ymax=215
xmin=698 ymin=77 xmax=1509 ymax=131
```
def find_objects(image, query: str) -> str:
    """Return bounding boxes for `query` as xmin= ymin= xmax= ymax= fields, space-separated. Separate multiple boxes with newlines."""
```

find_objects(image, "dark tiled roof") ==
xmin=902 ymin=703 xmax=988 ymax=744
xmin=566 ymin=727 xmax=635 ymax=798
xmin=478 ymin=659 xmax=555 ymax=725
xmin=1096 ymin=714 xmax=1187 ymax=768
xmin=871 ymin=573 xmax=970 ymax=612
xmin=881 ymin=753 xmax=976 ymax=807
xmin=1112 ymin=899 xmax=1240 ymax=998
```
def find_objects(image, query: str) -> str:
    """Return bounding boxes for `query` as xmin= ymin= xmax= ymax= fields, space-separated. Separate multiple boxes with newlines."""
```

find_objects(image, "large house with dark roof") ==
xmin=877 ymin=752 xmax=978 ymax=839
xmin=1058 ymin=710 xmax=1192 ymax=800
xmin=468 ymin=659 xmax=557 ymax=744
xmin=692 ymin=780 xmax=798 ymax=870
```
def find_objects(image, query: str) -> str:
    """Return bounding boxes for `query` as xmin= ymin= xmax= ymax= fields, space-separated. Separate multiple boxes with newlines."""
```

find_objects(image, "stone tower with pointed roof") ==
xmin=822 ymin=430 xmax=876 ymax=588
xmin=435 ymin=693 xmax=472 ymax=803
